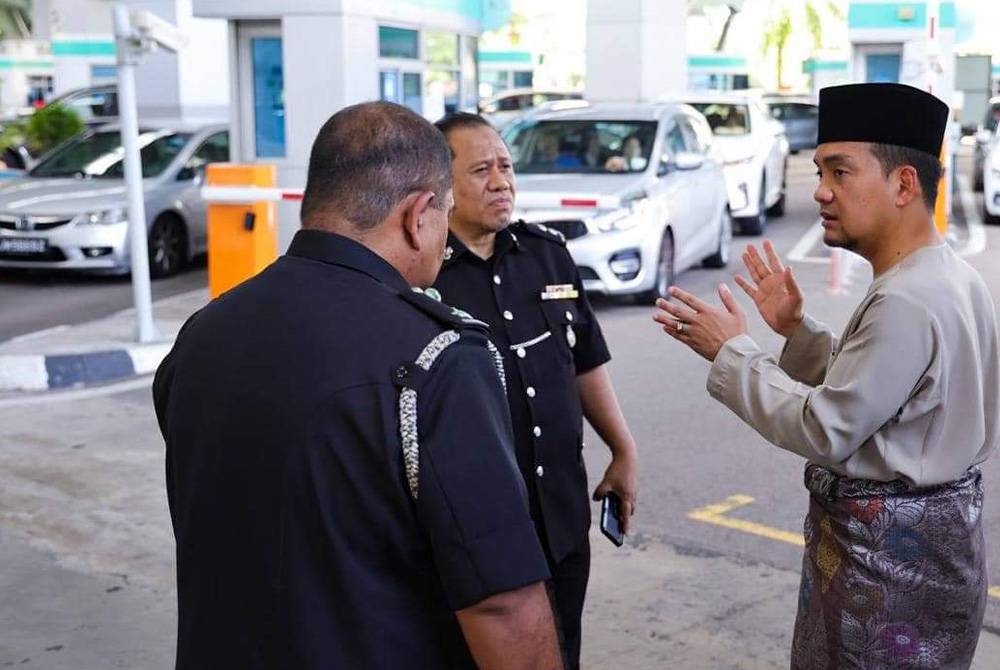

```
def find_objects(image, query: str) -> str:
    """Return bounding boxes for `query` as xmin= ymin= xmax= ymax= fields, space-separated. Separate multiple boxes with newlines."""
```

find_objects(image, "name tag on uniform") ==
xmin=541 ymin=283 xmax=578 ymax=300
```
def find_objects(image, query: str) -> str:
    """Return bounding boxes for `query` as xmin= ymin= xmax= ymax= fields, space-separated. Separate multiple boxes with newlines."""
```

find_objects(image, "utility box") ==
xmin=206 ymin=164 xmax=278 ymax=298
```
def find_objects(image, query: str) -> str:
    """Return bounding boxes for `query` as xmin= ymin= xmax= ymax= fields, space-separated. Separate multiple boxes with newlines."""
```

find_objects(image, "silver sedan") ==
xmin=503 ymin=101 xmax=732 ymax=303
xmin=0 ymin=121 xmax=229 ymax=277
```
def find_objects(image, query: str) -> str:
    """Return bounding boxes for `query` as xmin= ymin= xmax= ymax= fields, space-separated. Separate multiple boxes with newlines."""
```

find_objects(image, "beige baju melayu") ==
xmin=707 ymin=243 xmax=1000 ymax=668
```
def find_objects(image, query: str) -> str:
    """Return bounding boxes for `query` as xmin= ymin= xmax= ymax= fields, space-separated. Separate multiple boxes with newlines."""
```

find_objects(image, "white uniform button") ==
xmin=535 ymin=465 xmax=544 ymax=477
xmin=503 ymin=310 xmax=514 ymax=321
xmin=516 ymin=348 xmax=526 ymax=359
xmin=526 ymin=386 xmax=536 ymax=398
xmin=533 ymin=425 xmax=542 ymax=437
xmin=565 ymin=311 xmax=574 ymax=322
xmin=493 ymin=274 xmax=502 ymax=285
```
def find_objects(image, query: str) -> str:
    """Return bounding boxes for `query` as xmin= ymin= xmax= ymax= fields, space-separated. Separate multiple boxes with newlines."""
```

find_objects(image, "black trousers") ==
xmin=547 ymin=535 xmax=591 ymax=670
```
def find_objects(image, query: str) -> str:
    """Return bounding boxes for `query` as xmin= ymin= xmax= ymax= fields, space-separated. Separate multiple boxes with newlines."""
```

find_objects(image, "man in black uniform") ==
xmin=433 ymin=112 xmax=639 ymax=668
xmin=153 ymin=102 xmax=562 ymax=669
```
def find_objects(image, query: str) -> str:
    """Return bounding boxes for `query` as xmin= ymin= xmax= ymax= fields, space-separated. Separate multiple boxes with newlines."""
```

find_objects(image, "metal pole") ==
xmin=114 ymin=3 xmax=159 ymax=342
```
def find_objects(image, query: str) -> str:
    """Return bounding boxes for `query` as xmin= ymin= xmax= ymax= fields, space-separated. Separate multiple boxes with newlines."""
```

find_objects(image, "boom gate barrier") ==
xmin=201 ymin=164 xmax=304 ymax=298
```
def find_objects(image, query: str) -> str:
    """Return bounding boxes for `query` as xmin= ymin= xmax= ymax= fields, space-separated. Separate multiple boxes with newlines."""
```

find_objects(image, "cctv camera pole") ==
xmin=114 ymin=3 xmax=159 ymax=342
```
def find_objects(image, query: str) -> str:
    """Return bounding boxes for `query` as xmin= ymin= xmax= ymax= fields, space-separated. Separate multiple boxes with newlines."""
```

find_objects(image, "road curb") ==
xmin=0 ymin=342 xmax=172 ymax=392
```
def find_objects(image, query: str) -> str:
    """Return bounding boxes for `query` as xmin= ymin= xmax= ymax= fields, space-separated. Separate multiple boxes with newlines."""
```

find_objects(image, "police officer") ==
xmin=153 ymin=102 xmax=562 ymax=669
xmin=433 ymin=112 xmax=639 ymax=668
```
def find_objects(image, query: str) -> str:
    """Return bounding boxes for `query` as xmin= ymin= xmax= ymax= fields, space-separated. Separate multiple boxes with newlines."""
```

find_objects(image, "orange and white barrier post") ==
xmin=202 ymin=166 xmax=303 ymax=298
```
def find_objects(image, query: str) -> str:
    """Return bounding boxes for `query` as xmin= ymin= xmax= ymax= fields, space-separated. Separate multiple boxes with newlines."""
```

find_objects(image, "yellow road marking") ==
xmin=687 ymin=494 xmax=804 ymax=547
xmin=688 ymin=495 xmax=1000 ymax=600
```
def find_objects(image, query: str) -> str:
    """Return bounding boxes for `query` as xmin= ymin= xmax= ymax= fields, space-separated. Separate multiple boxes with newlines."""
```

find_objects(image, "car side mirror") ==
xmin=673 ymin=152 xmax=704 ymax=171
xmin=177 ymin=165 xmax=204 ymax=183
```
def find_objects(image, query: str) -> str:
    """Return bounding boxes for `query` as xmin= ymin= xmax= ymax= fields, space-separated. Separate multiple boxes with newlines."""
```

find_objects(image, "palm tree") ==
xmin=762 ymin=0 xmax=845 ymax=90
xmin=762 ymin=7 xmax=793 ymax=89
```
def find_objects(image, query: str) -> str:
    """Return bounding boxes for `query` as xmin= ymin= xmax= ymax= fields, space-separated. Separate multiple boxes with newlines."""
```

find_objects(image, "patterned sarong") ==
xmin=791 ymin=464 xmax=986 ymax=670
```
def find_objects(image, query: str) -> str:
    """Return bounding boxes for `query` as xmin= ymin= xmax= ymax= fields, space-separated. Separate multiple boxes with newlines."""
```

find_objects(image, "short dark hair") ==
xmin=301 ymin=101 xmax=452 ymax=231
xmin=434 ymin=112 xmax=496 ymax=151
xmin=869 ymin=143 xmax=942 ymax=211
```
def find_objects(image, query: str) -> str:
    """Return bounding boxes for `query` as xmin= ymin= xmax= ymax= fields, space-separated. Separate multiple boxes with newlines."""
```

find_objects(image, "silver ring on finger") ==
xmin=677 ymin=321 xmax=685 ymax=333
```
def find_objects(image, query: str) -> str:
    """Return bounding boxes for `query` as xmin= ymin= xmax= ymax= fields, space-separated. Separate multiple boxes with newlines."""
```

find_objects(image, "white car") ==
xmin=480 ymin=88 xmax=583 ymax=131
xmin=983 ymin=134 xmax=1000 ymax=225
xmin=673 ymin=92 xmax=789 ymax=235
xmin=503 ymin=101 xmax=732 ymax=303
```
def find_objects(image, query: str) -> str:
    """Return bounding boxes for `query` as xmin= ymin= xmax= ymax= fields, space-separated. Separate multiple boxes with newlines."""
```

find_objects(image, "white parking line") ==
xmin=957 ymin=174 xmax=987 ymax=258
xmin=786 ymin=219 xmax=827 ymax=264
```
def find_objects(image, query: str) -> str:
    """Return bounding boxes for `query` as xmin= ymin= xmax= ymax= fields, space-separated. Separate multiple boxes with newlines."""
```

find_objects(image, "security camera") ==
xmin=130 ymin=9 xmax=189 ymax=53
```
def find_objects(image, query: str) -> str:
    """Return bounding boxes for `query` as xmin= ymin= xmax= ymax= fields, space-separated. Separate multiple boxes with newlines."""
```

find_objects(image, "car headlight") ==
xmin=78 ymin=208 xmax=128 ymax=225
xmin=591 ymin=206 xmax=640 ymax=233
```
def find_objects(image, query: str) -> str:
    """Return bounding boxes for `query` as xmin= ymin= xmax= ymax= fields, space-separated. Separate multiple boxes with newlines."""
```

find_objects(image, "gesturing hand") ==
xmin=734 ymin=240 xmax=804 ymax=339
xmin=653 ymin=283 xmax=747 ymax=362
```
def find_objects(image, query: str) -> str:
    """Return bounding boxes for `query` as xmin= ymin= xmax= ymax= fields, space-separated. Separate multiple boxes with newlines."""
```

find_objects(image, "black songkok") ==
xmin=818 ymin=83 xmax=949 ymax=158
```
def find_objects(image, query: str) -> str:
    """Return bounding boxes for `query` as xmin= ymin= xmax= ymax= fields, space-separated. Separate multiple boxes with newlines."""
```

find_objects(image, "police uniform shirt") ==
xmin=432 ymin=221 xmax=611 ymax=563
xmin=708 ymin=243 xmax=1000 ymax=485
xmin=153 ymin=229 xmax=549 ymax=669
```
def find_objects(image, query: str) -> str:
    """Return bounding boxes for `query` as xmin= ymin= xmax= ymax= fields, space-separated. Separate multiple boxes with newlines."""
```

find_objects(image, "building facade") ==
xmin=192 ymin=0 xmax=505 ymax=248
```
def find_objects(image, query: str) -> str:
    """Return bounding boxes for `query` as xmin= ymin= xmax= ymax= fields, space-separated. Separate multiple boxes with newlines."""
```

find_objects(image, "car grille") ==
xmin=0 ymin=214 xmax=74 ymax=231
xmin=541 ymin=220 xmax=588 ymax=240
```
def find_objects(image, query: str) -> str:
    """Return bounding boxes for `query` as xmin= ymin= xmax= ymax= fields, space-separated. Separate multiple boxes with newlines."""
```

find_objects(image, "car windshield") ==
xmin=30 ymin=129 xmax=191 ymax=179
xmin=690 ymin=103 xmax=751 ymax=136
xmin=505 ymin=119 xmax=658 ymax=174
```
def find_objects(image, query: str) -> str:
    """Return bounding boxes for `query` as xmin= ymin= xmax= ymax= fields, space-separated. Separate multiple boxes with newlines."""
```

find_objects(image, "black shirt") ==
xmin=432 ymin=221 xmax=611 ymax=563
xmin=153 ymin=229 xmax=549 ymax=669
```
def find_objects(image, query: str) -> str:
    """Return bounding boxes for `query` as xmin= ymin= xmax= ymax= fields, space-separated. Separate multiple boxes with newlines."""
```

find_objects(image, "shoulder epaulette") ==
xmin=398 ymin=288 xmax=490 ymax=332
xmin=515 ymin=221 xmax=567 ymax=245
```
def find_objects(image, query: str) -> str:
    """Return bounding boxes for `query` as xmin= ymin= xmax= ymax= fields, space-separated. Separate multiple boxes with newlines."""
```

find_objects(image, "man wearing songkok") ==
xmin=654 ymin=82 xmax=1000 ymax=668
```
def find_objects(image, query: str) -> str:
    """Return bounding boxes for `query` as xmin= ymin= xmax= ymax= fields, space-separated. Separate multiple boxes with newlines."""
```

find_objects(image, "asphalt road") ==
xmin=3 ymin=151 xmax=1000 ymax=668
xmin=0 ymin=256 xmax=208 ymax=344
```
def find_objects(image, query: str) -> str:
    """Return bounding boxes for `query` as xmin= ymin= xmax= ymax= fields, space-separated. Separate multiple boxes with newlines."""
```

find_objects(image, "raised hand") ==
xmin=734 ymin=240 xmax=804 ymax=339
xmin=653 ymin=283 xmax=747 ymax=362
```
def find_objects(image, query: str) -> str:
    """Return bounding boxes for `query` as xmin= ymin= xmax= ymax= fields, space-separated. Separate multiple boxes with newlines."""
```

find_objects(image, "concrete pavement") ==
xmin=0 ymin=289 xmax=208 ymax=393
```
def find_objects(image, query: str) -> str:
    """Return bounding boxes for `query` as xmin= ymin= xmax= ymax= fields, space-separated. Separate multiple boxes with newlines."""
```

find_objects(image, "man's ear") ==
xmin=401 ymin=191 xmax=436 ymax=251
xmin=895 ymin=165 xmax=921 ymax=208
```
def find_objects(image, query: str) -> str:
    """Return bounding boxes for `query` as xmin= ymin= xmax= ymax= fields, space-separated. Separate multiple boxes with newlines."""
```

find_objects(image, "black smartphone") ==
xmin=600 ymin=492 xmax=625 ymax=547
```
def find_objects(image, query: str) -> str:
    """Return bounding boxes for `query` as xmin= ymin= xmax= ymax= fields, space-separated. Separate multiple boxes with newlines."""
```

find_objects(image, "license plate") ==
xmin=0 ymin=237 xmax=47 ymax=254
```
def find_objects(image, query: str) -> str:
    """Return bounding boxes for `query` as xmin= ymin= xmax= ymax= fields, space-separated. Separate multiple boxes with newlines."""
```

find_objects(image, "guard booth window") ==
xmin=251 ymin=37 xmax=286 ymax=158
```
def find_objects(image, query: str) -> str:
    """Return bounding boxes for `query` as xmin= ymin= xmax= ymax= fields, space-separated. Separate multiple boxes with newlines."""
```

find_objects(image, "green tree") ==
xmin=24 ymin=104 xmax=84 ymax=154
xmin=804 ymin=1 xmax=845 ymax=52
xmin=762 ymin=8 xmax=793 ymax=89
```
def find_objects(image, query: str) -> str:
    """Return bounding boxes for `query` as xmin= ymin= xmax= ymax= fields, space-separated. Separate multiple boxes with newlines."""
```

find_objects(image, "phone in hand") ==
xmin=600 ymin=492 xmax=625 ymax=547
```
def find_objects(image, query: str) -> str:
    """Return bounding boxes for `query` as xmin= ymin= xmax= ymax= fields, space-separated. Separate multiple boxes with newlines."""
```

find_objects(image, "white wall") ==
xmin=585 ymin=0 xmax=687 ymax=102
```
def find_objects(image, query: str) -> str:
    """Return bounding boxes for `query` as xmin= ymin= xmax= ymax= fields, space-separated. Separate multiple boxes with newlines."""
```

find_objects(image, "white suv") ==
xmin=670 ymin=92 xmax=789 ymax=235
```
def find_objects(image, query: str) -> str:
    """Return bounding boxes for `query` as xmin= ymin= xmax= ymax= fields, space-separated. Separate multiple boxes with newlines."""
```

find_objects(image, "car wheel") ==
xmin=148 ymin=214 xmax=188 ymax=278
xmin=738 ymin=178 xmax=767 ymax=235
xmin=985 ymin=205 xmax=1000 ymax=226
xmin=637 ymin=229 xmax=675 ymax=304
xmin=767 ymin=162 xmax=787 ymax=217
xmin=703 ymin=208 xmax=732 ymax=269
